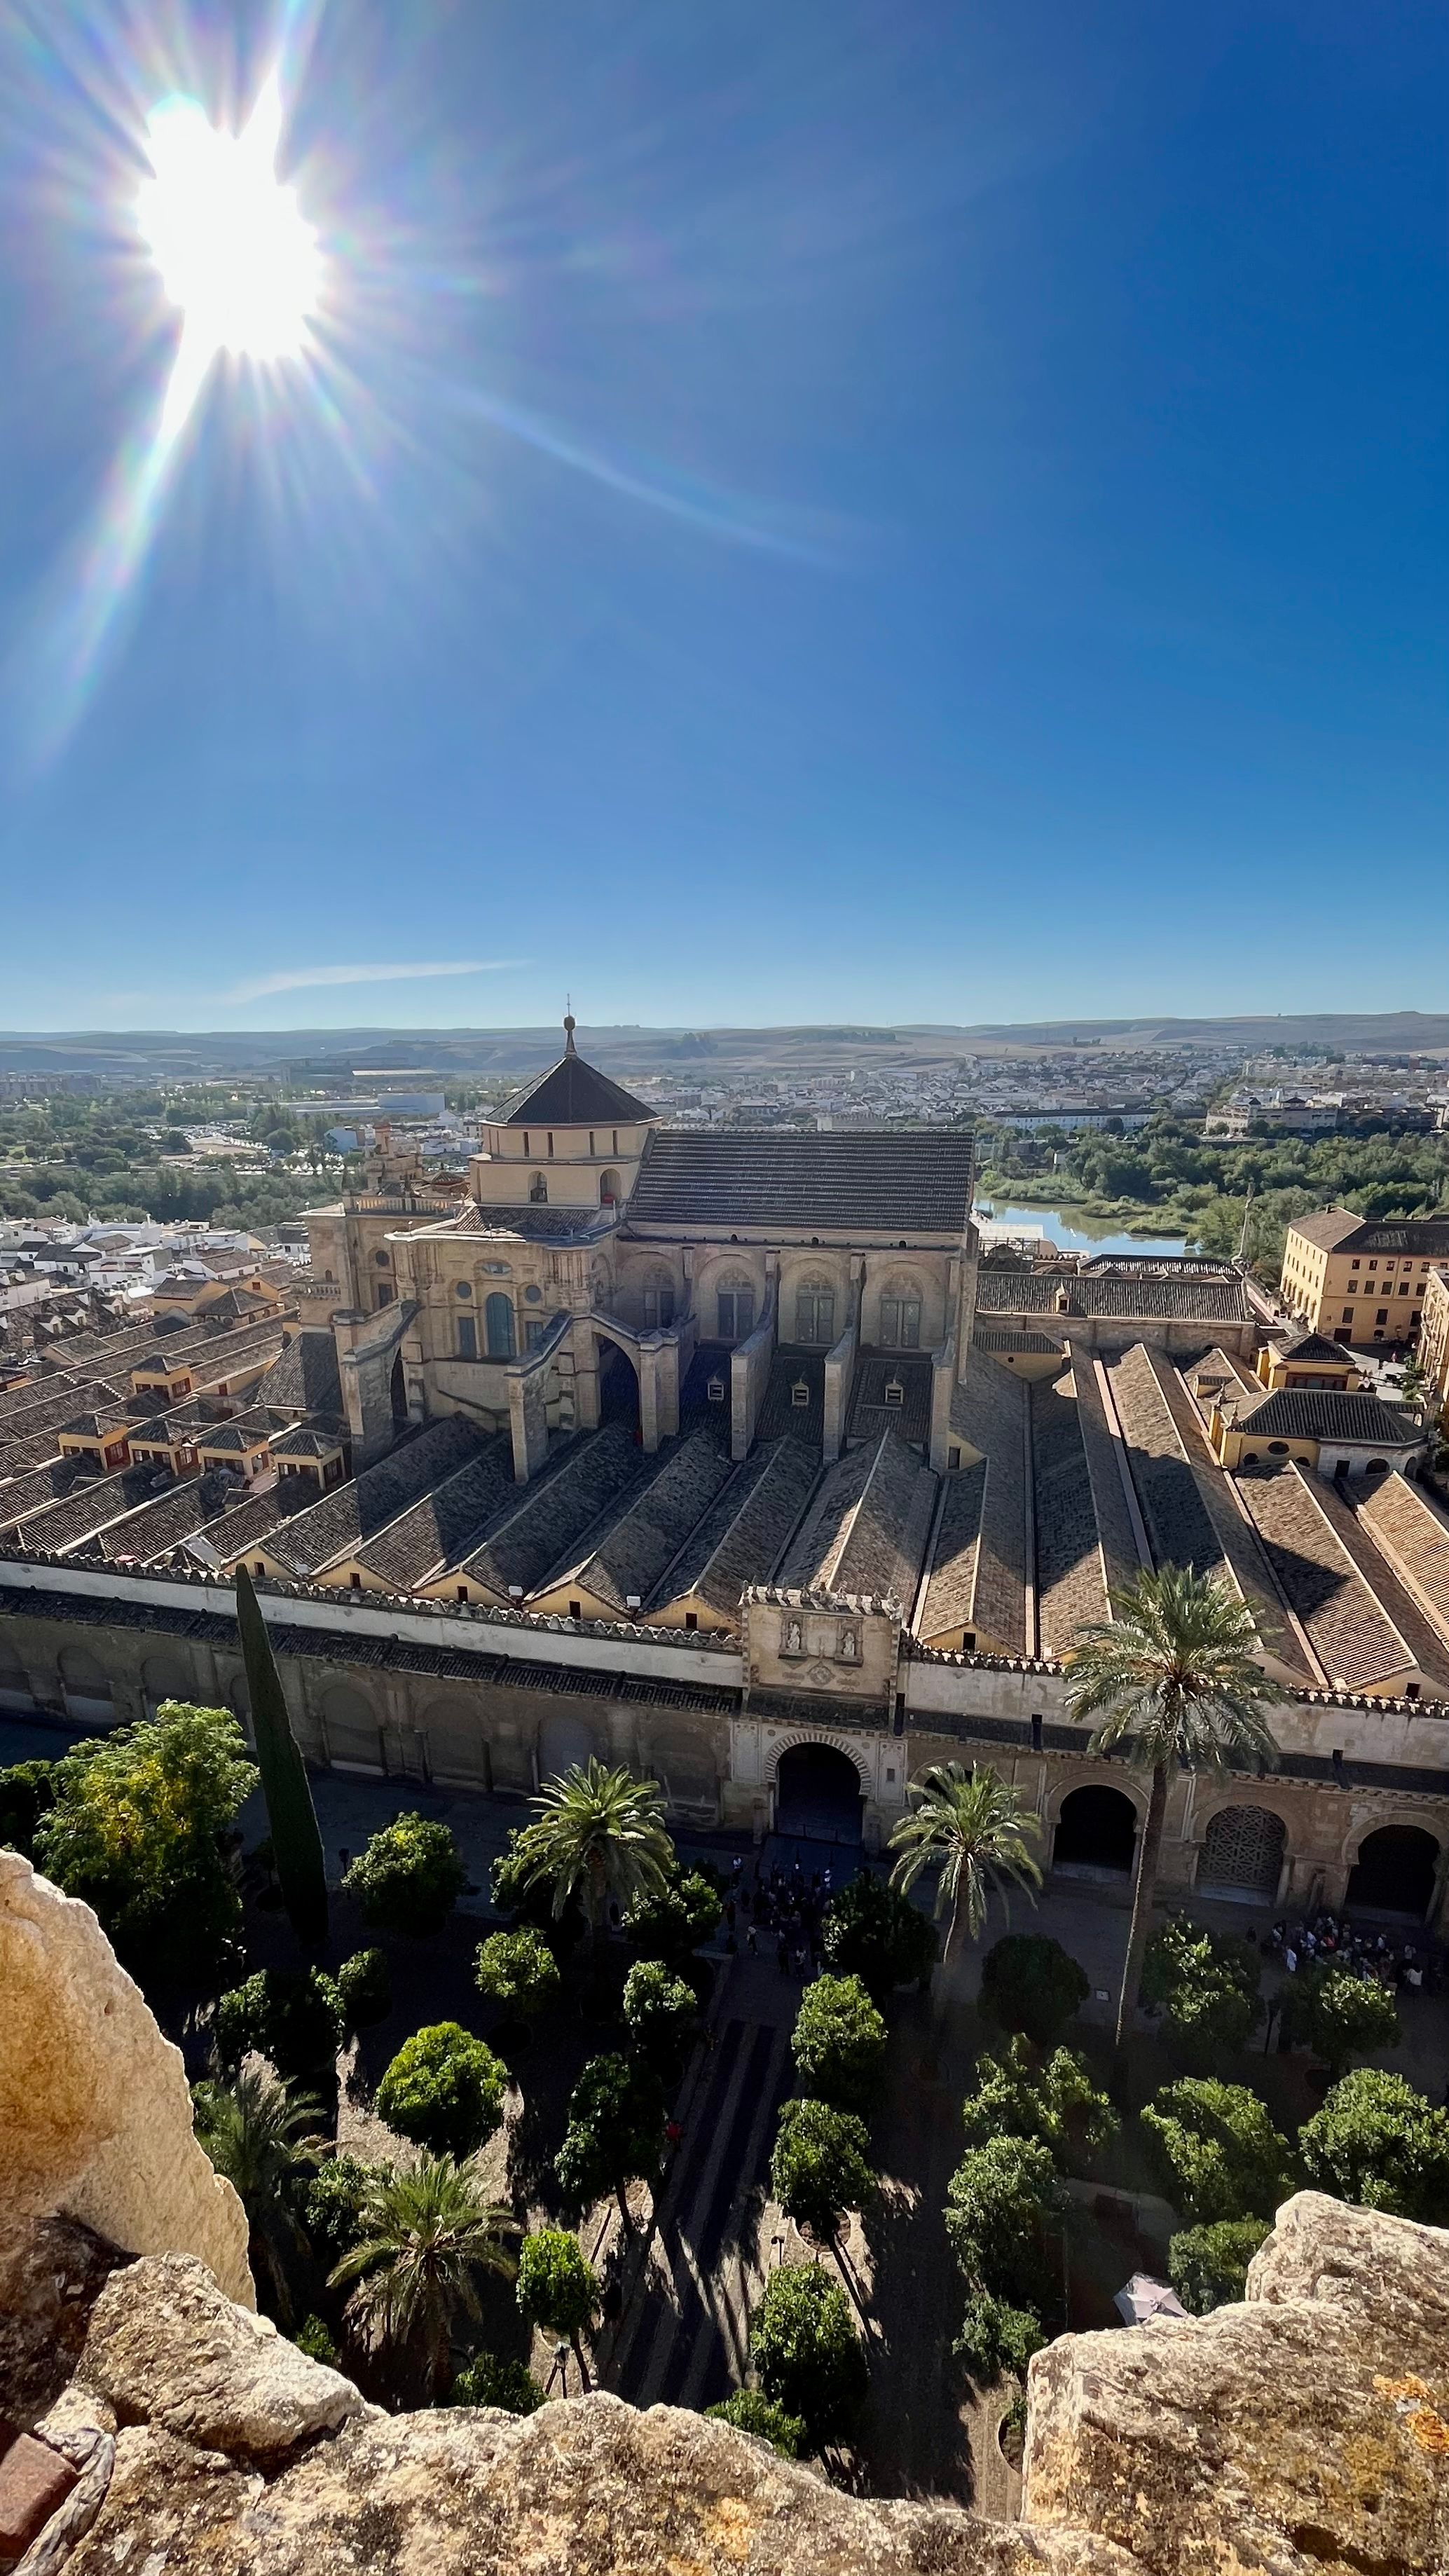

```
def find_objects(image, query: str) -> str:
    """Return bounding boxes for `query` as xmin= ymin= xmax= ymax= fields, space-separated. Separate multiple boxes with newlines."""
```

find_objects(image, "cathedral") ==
xmin=302 ymin=1016 xmax=982 ymax=1484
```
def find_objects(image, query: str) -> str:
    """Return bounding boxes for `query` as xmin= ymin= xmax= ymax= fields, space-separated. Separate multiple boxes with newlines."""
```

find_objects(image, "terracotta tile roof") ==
xmin=12 ymin=1461 xmax=162 ymax=1555
xmin=975 ymin=1270 xmax=1251 ymax=1321
xmin=194 ymin=1486 xmax=299 ymax=1563
xmin=756 ymin=1350 xmax=826 ymax=1446
xmin=538 ymin=1427 xmax=736 ymax=1615
xmin=451 ymin=1424 xmax=646 ymax=1602
xmin=915 ymin=1460 xmax=988 ymax=1644
xmin=847 ymin=1355 xmax=933 ymax=1446
xmin=96 ymin=1472 xmax=239 ymax=1564
xmin=1065 ymin=1350 xmax=1149 ymax=1593
xmin=262 ymin=1416 xmax=488 ymax=1577
xmin=1289 ymin=1207 xmax=1449 ymax=1256
xmin=1348 ymin=1472 xmax=1449 ymax=1649
xmin=936 ymin=1351 xmax=1031 ymax=1649
xmin=1282 ymin=1207 xmax=1365 ymax=1251
xmin=1235 ymin=1465 xmax=1415 ymax=1691
xmin=625 ymin=1130 xmax=977 ymax=1235
xmin=1032 ymin=1370 xmax=1111 ymax=1654
xmin=1230 ymin=1388 xmax=1420 ymax=1446
xmin=647 ymin=1436 xmax=820 ymax=1622
xmin=1272 ymin=1330 xmax=1358 ymax=1366
xmin=346 ymin=1439 xmax=519 ymax=1588
xmin=0 ymin=1456 xmax=85 ymax=1534
xmin=778 ymin=1427 xmax=937 ymax=1608
xmin=257 ymin=1329 xmax=343 ymax=1422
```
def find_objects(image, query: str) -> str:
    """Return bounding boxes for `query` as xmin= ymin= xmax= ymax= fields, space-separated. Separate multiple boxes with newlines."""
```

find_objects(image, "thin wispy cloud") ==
xmin=224 ymin=959 xmax=526 ymax=1002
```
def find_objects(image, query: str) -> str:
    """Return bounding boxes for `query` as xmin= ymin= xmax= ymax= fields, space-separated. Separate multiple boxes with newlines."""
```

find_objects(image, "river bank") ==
xmin=974 ymin=1195 xmax=1193 ymax=1258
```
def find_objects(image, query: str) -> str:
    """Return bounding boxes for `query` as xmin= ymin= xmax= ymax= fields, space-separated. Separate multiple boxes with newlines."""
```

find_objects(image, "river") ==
xmin=975 ymin=1200 xmax=1190 ymax=1259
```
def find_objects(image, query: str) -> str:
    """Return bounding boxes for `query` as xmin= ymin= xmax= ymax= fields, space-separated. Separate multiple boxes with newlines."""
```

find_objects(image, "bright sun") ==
xmin=137 ymin=79 xmax=321 ymax=365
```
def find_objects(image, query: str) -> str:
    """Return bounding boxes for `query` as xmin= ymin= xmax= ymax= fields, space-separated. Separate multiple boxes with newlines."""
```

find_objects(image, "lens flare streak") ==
xmin=25 ymin=67 xmax=322 ymax=767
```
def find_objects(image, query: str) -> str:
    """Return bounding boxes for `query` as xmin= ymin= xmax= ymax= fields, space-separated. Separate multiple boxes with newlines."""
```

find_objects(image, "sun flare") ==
xmin=137 ymin=79 xmax=322 ymax=369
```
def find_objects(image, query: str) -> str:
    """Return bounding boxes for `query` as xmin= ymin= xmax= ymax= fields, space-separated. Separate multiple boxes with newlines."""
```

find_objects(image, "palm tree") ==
xmin=329 ymin=2156 xmax=519 ymax=2402
xmin=887 ymin=1763 xmax=1043 ymax=1961
xmin=193 ymin=2068 xmax=324 ymax=2324
xmin=1065 ymin=1564 xmax=1286 ymax=2048
xmin=519 ymin=1758 xmax=674 ymax=1940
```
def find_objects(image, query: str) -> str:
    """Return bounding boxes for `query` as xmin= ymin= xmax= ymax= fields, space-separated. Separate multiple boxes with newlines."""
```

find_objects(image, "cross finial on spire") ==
xmin=563 ymin=1001 xmax=577 ymax=1056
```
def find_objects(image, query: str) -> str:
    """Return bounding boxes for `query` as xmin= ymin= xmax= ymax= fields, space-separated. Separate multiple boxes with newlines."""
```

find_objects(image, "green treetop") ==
xmin=36 ymin=1701 xmax=256 ymax=1979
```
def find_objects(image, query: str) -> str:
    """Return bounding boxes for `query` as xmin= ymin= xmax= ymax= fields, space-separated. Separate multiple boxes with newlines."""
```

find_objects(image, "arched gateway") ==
xmin=774 ymin=1742 xmax=865 ymax=1844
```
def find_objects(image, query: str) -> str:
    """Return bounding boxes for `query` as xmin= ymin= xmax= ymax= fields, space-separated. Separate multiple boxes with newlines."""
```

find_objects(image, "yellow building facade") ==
xmin=1279 ymin=1208 xmax=1449 ymax=1348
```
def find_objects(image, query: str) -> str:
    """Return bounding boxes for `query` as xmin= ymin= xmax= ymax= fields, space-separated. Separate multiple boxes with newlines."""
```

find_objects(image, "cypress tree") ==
xmin=235 ymin=1563 xmax=329 ymax=1950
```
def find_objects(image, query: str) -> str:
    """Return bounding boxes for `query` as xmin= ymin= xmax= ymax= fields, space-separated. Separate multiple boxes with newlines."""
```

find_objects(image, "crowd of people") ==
xmin=722 ymin=1852 xmax=837 ymax=1977
xmin=1264 ymin=1910 xmax=1436 ymax=1992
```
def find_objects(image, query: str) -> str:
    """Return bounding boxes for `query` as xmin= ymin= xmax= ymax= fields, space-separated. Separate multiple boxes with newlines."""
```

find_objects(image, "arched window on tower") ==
xmin=485 ymin=1293 xmax=516 ymax=1357
xmin=528 ymin=1172 xmax=548 ymax=1204
xmin=599 ymin=1168 xmax=622 ymax=1207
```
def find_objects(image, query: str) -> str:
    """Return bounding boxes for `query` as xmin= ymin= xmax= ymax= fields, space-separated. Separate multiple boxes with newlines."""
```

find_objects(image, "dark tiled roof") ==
xmin=262 ymin=1416 xmax=487 ymax=1577
xmin=96 ymin=1473 xmax=238 ymax=1564
xmin=196 ymin=1487 xmax=300 ymax=1562
xmin=257 ymin=1329 xmax=343 ymax=1423
xmin=926 ymin=1353 xmax=1030 ymax=1648
xmin=270 ymin=1424 xmax=348 ymax=1459
xmin=1109 ymin=1345 xmax=1228 ymax=1583
xmin=975 ymin=1270 xmax=1251 ymax=1322
xmin=348 ymin=1439 xmax=519 ymax=1588
xmin=13 ymin=1462 xmax=162 ymax=1554
xmin=1273 ymin=1331 xmax=1358 ymax=1366
xmin=1031 ymin=1370 xmax=1111 ymax=1653
xmin=625 ymin=1131 xmax=976 ymax=1235
xmin=1231 ymin=1389 xmax=1421 ymax=1445
xmin=452 ymin=1425 xmax=645 ymax=1601
xmin=540 ymin=1427 xmax=736 ymax=1614
xmin=648 ymin=1437 xmax=820 ymax=1621
xmin=916 ymin=1461 xmax=987 ymax=1643
xmin=847 ymin=1355 xmax=933 ymax=1446
xmin=0 ymin=1457 xmax=84 ymax=1534
xmin=450 ymin=1203 xmax=614 ymax=1242
xmin=756 ymin=1352 xmax=825 ymax=1446
xmin=501 ymin=1046 xmax=653 ymax=1128
xmin=1291 ymin=1207 xmax=1449 ymax=1257
xmin=1282 ymin=1207 xmax=1364 ymax=1252
xmin=973 ymin=1327 xmax=1064 ymax=1355
xmin=778 ymin=1428 xmax=937 ymax=1608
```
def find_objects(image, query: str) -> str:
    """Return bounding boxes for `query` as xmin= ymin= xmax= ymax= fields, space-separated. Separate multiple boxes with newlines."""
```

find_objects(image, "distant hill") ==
xmin=2 ymin=1012 xmax=1449 ymax=1080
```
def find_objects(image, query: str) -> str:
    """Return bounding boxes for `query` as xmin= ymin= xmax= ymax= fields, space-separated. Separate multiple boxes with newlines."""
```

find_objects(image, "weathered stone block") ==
xmin=77 ymin=2256 xmax=373 ymax=2463
xmin=1022 ymin=2190 xmax=1449 ymax=2576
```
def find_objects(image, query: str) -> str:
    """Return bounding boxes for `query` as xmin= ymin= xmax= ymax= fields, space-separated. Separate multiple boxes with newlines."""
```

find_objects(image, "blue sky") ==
xmin=0 ymin=0 xmax=1443 ymax=1032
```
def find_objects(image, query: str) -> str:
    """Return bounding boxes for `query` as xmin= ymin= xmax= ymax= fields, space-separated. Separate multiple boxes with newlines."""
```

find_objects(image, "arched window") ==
xmin=528 ymin=1172 xmax=548 ymax=1204
xmin=879 ymin=1275 xmax=923 ymax=1349
xmin=715 ymin=1271 xmax=755 ymax=1343
xmin=794 ymin=1277 xmax=835 ymax=1345
xmin=599 ymin=1168 xmax=622 ymax=1207
xmin=485 ymin=1292 xmax=516 ymax=1357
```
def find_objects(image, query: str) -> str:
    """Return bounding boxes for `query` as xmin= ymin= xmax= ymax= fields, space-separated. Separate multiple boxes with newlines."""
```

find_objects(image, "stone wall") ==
xmin=0 ymin=1856 xmax=253 ymax=2310
xmin=2 ymin=2200 xmax=1445 ymax=2574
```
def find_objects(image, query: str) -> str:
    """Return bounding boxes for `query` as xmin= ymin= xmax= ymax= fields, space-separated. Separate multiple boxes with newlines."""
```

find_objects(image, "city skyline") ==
xmin=0 ymin=0 xmax=1443 ymax=1029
